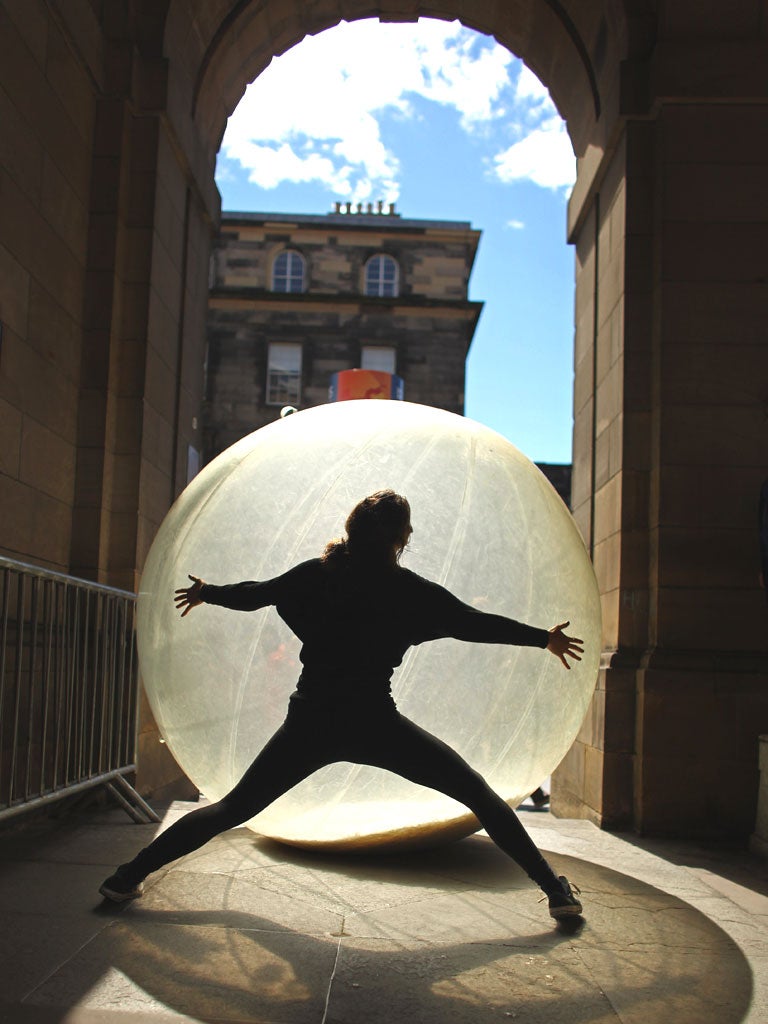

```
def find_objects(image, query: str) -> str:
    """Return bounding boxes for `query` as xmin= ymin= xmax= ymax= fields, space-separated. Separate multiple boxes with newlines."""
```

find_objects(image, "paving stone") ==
xmin=223 ymin=859 xmax=468 ymax=916
xmin=135 ymin=866 xmax=343 ymax=935
xmin=576 ymin=946 xmax=753 ymax=1024
xmin=0 ymin=821 xmax=160 ymax=867
xmin=0 ymin=860 xmax=129 ymax=918
xmin=344 ymin=886 xmax=551 ymax=944
xmin=327 ymin=936 xmax=620 ymax=1024
xmin=0 ymin=912 xmax=112 ymax=1003
xmin=162 ymin=827 xmax=300 ymax=874
xmin=0 ymin=1007 xmax=197 ymax=1024
xmin=26 ymin=919 xmax=339 ymax=1023
xmin=0 ymin=804 xmax=765 ymax=1024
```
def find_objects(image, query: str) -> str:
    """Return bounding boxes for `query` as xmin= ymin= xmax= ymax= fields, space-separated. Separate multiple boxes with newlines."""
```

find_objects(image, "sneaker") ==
xmin=546 ymin=876 xmax=582 ymax=919
xmin=99 ymin=868 xmax=144 ymax=903
xmin=531 ymin=788 xmax=550 ymax=808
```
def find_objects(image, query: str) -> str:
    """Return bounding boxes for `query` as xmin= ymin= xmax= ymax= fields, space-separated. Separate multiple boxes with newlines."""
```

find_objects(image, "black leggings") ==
xmin=126 ymin=698 xmax=559 ymax=892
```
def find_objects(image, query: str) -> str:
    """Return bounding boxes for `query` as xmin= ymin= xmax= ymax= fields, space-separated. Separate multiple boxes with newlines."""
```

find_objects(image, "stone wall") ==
xmin=0 ymin=2 xmax=99 ymax=572
xmin=556 ymin=40 xmax=768 ymax=838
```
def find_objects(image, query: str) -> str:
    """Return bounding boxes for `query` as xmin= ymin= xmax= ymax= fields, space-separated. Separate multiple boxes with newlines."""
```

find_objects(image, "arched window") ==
xmin=272 ymin=250 xmax=305 ymax=293
xmin=365 ymin=255 xmax=399 ymax=297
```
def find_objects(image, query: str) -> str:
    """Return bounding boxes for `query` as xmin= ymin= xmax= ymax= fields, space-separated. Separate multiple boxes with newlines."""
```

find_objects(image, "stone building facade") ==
xmin=204 ymin=207 xmax=483 ymax=461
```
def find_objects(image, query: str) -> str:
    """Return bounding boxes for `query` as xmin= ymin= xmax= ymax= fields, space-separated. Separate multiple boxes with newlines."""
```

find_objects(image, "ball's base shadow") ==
xmin=249 ymin=828 xmax=537 ymax=891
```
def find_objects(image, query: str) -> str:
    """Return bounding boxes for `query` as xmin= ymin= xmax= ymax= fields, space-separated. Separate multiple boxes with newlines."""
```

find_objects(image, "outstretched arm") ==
xmin=546 ymin=621 xmax=584 ymax=670
xmin=414 ymin=578 xmax=550 ymax=649
xmin=174 ymin=561 xmax=315 ymax=617
xmin=174 ymin=575 xmax=205 ymax=617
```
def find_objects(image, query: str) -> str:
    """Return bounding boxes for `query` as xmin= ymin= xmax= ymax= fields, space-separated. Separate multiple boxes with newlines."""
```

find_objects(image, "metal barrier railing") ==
xmin=0 ymin=556 xmax=158 ymax=824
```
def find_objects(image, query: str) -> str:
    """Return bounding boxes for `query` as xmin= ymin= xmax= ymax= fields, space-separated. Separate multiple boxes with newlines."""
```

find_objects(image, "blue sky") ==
xmin=215 ymin=19 xmax=577 ymax=463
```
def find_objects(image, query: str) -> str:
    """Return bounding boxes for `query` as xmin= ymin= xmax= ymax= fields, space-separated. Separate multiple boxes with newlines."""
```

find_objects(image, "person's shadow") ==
xmin=110 ymin=905 xmax=590 ymax=1022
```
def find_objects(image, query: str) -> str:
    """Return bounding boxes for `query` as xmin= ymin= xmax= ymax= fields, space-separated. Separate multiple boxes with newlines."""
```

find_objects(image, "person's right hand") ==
xmin=174 ymin=575 xmax=205 ymax=617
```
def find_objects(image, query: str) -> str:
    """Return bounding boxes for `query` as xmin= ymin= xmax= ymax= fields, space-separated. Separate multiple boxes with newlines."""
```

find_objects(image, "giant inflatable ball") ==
xmin=137 ymin=401 xmax=601 ymax=850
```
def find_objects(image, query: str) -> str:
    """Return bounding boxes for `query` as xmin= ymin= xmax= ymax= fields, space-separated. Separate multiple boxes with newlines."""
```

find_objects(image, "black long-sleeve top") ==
xmin=200 ymin=558 xmax=549 ymax=703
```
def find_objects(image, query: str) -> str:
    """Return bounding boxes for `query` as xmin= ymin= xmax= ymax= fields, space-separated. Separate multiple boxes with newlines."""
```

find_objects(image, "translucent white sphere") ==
xmin=137 ymin=401 xmax=600 ymax=850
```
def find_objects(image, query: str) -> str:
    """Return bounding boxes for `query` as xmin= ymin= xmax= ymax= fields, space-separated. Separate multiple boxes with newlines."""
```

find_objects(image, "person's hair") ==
xmin=322 ymin=490 xmax=411 ymax=567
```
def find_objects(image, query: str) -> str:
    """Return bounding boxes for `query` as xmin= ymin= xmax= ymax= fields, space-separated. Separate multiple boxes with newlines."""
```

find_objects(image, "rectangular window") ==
xmin=361 ymin=346 xmax=396 ymax=374
xmin=267 ymin=342 xmax=302 ymax=405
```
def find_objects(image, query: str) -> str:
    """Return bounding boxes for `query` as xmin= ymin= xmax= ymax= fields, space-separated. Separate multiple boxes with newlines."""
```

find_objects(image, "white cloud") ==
xmin=414 ymin=29 xmax=514 ymax=126
xmin=515 ymin=64 xmax=551 ymax=105
xmin=494 ymin=116 xmax=576 ymax=191
xmin=506 ymin=219 xmax=526 ymax=230
xmin=226 ymin=141 xmax=351 ymax=192
xmin=218 ymin=18 xmax=574 ymax=201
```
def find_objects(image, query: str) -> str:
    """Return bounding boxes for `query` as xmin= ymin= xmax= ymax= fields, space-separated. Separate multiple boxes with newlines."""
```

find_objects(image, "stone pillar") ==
xmin=128 ymin=105 xmax=213 ymax=801
xmin=70 ymin=89 xmax=152 ymax=590
xmin=69 ymin=19 xmax=213 ymax=589
xmin=556 ymin=100 xmax=768 ymax=838
xmin=633 ymin=102 xmax=768 ymax=836
xmin=63 ymin=16 xmax=214 ymax=796
xmin=555 ymin=124 xmax=648 ymax=828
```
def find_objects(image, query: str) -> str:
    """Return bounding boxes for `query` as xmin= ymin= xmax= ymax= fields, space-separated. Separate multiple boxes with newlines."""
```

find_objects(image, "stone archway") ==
xmin=1 ymin=1 xmax=766 ymax=834
xmin=153 ymin=0 xmax=768 ymax=838
xmin=153 ymin=0 xmax=632 ymax=817
xmin=184 ymin=1 xmax=612 ymax=162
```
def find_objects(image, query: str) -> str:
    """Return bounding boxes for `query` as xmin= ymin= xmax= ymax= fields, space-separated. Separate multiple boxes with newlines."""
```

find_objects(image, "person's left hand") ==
xmin=546 ymin=621 xmax=584 ymax=670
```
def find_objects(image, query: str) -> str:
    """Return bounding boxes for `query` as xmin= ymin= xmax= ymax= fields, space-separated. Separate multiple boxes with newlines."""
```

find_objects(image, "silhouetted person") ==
xmin=100 ymin=490 xmax=584 ymax=920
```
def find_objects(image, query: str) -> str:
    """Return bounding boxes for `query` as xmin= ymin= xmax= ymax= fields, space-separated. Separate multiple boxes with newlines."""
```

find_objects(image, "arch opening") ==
xmin=168 ymin=1 xmax=618 ymax=169
xmin=207 ymin=16 xmax=582 ymax=463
